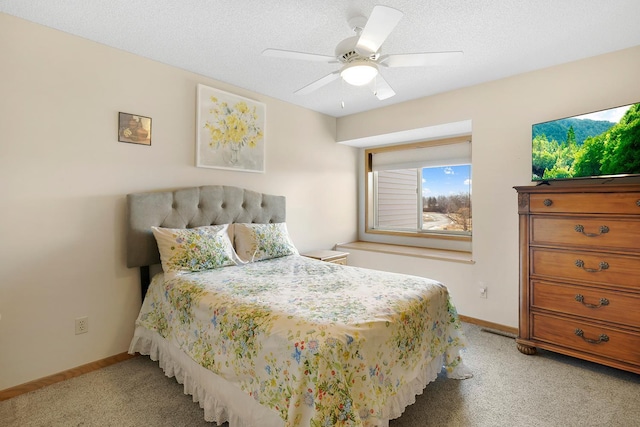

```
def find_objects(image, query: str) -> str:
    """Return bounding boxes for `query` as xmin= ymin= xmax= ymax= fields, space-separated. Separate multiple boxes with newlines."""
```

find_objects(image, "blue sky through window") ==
xmin=422 ymin=165 xmax=471 ymax=198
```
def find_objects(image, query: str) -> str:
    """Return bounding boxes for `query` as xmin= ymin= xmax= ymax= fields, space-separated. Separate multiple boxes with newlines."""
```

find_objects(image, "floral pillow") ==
xmin=151 ymin=224 xmax=238 ymax=279
xmin=234 ymin=222 xmax=299 ymax=263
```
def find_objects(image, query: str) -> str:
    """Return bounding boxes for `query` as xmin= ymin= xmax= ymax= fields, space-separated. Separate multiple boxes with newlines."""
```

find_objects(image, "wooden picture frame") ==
xmin=118 ymin=112 xmax=152 ymax=146
xmin=196 ymin=84 xmax=265 ymax=173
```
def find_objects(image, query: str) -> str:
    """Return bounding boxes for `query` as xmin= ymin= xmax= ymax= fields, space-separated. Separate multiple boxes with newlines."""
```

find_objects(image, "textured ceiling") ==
xmin=2 ymin=0 xmax=640 ymax=118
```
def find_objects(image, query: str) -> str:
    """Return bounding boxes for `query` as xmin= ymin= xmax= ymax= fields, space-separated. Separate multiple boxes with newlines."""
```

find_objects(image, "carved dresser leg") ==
xmin=516 ymin=342 xmax=537 ymax=355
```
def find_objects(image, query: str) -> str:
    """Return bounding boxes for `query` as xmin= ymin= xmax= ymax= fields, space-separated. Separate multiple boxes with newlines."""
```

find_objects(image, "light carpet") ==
xmin=2 ymin=323 xmax=638 ymax=426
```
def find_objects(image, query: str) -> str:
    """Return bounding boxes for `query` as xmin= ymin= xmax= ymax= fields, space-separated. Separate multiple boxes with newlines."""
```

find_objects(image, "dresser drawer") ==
xmin=531 ymin=280 xmax=640 ymax=327
xmin=531 ymin=248 xmax=640 ymax=290
xmin=531 ymin=216 xmax=640 ymax=251
xmin=532 ymin=313 xmax=640 ymax=366
xmin=530 ymin=192 xmax=640 ymax=214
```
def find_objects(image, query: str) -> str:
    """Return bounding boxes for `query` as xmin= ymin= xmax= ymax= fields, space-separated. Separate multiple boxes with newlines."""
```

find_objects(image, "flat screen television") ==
xmin=532 ymin=101 xmax=640 ymax=182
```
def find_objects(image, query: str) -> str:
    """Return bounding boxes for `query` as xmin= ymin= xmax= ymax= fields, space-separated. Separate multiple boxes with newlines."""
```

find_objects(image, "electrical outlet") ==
xmin=75 ymin=316 xmax=88 ymax=335
xmin=478 ymin=281 xmax=488 ymax=299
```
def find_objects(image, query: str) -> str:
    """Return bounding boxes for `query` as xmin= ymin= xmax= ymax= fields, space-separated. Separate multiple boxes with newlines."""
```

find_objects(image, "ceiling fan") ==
xmin=262 ymin=5 xmax=463 ymax=101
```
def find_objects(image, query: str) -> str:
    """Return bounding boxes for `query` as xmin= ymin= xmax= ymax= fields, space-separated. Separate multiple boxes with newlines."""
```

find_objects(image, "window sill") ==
xmin=335 ymin=241 xmax=475 ymax=264
xmin=366 ymin=228 xmax=472 ymax=242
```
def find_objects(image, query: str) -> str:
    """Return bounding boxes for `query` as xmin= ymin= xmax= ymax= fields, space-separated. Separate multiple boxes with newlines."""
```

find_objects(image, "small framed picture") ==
xmin=118 ymin=112 xmax=152 ymax=146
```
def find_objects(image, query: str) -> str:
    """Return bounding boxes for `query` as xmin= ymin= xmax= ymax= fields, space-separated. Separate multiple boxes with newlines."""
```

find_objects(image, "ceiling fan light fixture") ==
xmin=340 ymin=61 xmax=378 ymax=86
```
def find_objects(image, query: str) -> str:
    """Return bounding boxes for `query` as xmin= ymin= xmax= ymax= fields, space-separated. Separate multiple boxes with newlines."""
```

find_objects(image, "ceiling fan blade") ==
xmin=295 ymin=71 xmax=341 ymax=95
xmin=262 ymin=48 xmax=336 ymax=63
xmin=381 ymin=51 xmax=464 ymax=67
xmin=356 ymin=5 xmax=403 ymax=56
xmin=372 ymin=74 xmax=395 ymax=100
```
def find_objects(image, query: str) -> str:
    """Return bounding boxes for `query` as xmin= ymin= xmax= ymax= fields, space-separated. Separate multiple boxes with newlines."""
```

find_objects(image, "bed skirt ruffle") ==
xmin=129 ymin=326 xmax=470 ymax=426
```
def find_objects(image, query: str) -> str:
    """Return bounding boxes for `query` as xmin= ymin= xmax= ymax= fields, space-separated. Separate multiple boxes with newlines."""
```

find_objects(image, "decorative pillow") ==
xmin=234 ymin=222 xmax=299 ymax=262
xmin=151 ymin=224 xmax=238 ymax=279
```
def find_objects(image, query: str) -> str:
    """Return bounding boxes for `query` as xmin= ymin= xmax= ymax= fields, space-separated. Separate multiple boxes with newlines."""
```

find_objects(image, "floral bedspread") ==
xmin=135 ymin=255 xmax=467 ymax=426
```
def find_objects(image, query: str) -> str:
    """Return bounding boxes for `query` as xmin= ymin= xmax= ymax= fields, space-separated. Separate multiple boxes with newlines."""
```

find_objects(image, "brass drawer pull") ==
xmin=543 ymin=198 xmax=553 ymax=206
xmin=574 ymin=294 xmax=610 ymax=308
xmin=575 ymin=328 xmax=609 ymax=344
xmin=574 ymin=224 xmax=609 ymax=237
xmin=637 ymin=200 xmax=640 ymax=207
xmin=575 ymin=259 xmax=609 ymax=272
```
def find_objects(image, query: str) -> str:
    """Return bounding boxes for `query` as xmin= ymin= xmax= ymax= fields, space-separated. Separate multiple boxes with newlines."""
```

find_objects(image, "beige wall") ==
xmin=337 ymin=45 xmax=640 ymax=328
xmin=0 ymin=14 xmax=358 ymax=390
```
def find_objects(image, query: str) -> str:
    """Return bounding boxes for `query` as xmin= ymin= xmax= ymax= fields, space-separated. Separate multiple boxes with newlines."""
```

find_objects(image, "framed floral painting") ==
xmin=118 ymin=112 xmax=151 ymax=146
xmin=196 ymin=84 xmax=266 ymax=173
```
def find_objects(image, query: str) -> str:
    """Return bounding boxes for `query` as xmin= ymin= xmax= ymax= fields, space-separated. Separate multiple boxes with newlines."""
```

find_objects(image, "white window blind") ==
xmin=371 ymin=140 xmax=471 ymax=171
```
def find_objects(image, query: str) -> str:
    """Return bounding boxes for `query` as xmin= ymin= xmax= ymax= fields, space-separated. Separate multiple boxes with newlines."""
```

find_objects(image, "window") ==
xmin=365 ymin=136 xmax=472 ymax=242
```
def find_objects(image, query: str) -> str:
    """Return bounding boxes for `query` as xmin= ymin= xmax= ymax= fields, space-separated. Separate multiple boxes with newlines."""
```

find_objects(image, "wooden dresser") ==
xmin=515 ymin=184 xmax=640 ymax=374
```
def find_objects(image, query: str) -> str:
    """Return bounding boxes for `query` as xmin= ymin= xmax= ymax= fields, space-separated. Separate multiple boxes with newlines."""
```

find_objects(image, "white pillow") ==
xmin=151 ymin=224 xmax=238 ymax=279
xmin=234 ymin=223 xmax=298 ymax=263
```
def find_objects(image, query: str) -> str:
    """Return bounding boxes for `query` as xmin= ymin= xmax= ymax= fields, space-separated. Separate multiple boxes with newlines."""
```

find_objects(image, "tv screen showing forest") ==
xmin=532 ymin=102 xmax=640 ymax=181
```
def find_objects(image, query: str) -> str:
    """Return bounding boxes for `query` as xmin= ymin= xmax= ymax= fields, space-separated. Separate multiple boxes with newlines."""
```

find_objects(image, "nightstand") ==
xmin=301 ymin=250 xmax=349 ymax=265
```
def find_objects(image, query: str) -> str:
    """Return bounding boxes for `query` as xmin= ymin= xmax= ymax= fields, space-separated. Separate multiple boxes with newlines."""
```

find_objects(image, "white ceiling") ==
xmin=2 ymin=0 xmax=640 ymax=118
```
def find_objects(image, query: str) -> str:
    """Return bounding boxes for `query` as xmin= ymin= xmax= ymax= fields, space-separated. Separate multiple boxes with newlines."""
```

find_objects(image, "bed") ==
xmin=126 ymin=185 xmax=471 ymax=427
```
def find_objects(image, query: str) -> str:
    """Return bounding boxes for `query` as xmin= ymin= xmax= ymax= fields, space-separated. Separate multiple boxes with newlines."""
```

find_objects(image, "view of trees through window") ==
xmin=422 ymin=165 xmax=472 ymax=233
xmin=368 ymin=138 xmax=472 ymax=241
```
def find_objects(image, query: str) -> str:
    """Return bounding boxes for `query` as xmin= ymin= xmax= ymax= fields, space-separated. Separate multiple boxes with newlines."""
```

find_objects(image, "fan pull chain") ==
xmin=372 ymin=74 xmax=378 ymax=97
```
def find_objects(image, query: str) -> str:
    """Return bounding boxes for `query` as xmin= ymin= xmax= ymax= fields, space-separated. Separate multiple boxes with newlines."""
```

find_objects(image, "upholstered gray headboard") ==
xmin=126 ymin=185 xmax=286 ymax=269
